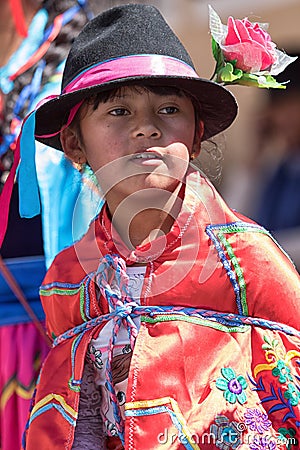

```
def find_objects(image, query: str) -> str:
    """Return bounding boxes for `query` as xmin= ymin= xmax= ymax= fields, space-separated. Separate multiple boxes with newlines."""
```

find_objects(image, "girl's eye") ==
xmin=159 ymin=106 xmax=179 ymax=114
xmin=109 ymin=108 xmax=129 ymax=116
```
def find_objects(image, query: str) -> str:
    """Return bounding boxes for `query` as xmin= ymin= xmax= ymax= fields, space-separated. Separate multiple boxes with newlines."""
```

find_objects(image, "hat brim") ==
xmin=35 ymin=75 xmax=238 ymax=150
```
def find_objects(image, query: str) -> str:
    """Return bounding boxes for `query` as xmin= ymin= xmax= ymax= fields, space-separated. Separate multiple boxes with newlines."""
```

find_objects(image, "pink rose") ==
xmin=222 ymin=17 xmax=277 ymax=72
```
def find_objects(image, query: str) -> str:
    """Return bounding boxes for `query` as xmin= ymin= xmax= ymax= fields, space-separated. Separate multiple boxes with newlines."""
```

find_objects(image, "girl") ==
xmin=13 ymin=4 xmax=300 ymax=449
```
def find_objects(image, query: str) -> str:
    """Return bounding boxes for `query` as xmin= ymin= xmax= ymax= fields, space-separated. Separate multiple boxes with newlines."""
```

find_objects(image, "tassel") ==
xmin=0 ymin=132 xmax=20 ymax=248
xmin=18 ymin=110 xmax=41 ymax=217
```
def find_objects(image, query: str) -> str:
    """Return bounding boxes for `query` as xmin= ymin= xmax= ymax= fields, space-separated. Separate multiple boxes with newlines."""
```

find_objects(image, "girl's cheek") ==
xmin=165 ymin=142 xmax=190 ymax=161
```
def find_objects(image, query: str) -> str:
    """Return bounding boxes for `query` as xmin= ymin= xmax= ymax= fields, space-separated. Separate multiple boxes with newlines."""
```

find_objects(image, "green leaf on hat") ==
xmin=230 ymin=73 xmax=287 ymax=89
xmin=218 ymin=62 xmax=243 ymax=83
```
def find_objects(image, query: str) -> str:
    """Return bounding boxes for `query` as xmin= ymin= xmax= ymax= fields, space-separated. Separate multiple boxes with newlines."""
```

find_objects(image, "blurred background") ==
xmin=93 ymin=0 xmax=300 ymax=267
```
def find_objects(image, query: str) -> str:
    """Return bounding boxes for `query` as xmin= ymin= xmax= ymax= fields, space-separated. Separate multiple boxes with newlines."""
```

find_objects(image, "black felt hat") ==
xmin=34 ymin=3 xmax=238 ymax=150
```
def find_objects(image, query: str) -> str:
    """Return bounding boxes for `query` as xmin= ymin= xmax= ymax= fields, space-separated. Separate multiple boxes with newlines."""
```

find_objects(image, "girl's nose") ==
xmin=132 ymin=115 xmax=161 ymax=139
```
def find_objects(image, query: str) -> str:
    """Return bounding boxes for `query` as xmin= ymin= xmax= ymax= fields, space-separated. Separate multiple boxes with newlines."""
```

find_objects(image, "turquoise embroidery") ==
xmin=206 ymin=221 xmax=273 ymax=317
xmin=210 ymin=415 xmax=242 ymax=450
xmin=142 ymin=314 xmax=250 ymax=333
xmin=217 ymin=232 xmax=248 ymax=315
xmin=278 ymin=427 xmax=298 ymax=450
xmin=206 ymin=221 xmax=295 ymax=319
xmin=216 ymin=367 xmax=248 ymax=404
xmin=284 ymin=383 xmax=300 ymax=406
xmin=271 ymin=360 xmax=293 ymax=384
xmin=249 ymin=334 xmax=300 ymax=441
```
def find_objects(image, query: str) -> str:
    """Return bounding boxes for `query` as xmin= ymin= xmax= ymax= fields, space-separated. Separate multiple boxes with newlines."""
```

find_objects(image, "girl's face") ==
xmin=61 ymin=85 xmax=203 ymax=208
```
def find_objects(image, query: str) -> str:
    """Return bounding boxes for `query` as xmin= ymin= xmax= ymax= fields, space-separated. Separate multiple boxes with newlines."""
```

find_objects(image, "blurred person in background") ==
xmin=0 ymin=1 xmax=99 ymax=448
xmin=248 ymin=53 xmax=300 ymax=270
xmin=221 ymin=52 xmax=300 ymax=271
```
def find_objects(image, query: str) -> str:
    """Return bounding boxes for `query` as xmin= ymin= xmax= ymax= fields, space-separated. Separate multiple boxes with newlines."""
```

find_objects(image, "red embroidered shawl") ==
xmin=23 ymin=171 xmax=300 ymax=450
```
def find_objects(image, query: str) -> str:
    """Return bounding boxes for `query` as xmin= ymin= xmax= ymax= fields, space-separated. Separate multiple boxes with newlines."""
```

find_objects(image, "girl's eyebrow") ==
xmin=107 ymin=95 xmax=126 ymax=101
xmin=107 ymin=93 xmax=134 ymax=101
xmin=106 ymin=90 xmax=184 ymax=103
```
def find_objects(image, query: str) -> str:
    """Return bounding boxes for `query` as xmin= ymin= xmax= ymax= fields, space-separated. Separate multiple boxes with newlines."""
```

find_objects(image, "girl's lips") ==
xmin=130 ymin=149 xmax=165 ymax=166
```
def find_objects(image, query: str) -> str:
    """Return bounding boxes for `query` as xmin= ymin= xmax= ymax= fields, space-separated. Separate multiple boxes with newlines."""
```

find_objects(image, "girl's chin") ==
xmin=130 ymin=173 xmax=182 ymax=190
xmin=99 ymin=170 xmax=185 ymax=200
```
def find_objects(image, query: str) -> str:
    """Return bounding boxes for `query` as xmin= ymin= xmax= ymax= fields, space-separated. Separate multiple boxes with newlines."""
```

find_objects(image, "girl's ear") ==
xmin=191 ymin=120 xmax=204 ymax=159
xmin=60 ymin=127 xmax=87 ymax=165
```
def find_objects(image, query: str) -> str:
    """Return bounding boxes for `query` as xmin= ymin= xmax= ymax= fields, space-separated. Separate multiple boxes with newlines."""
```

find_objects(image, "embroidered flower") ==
xmin=249 ymin=435 xmax=276 ymax=450
xmin=284 ymin=383 xmax=300 ymax=406
xmin=88 ymin=344 xmax=103 ymax=370
xmin=210 ymin=415 xmax=242 ymax=450
xmin=216 ymin=367 xmax=248 ymax=404
xmin=244 ymin=408 xmax=272 ymax=434
xmin=272 ymin=360 xmax=293 ymax=384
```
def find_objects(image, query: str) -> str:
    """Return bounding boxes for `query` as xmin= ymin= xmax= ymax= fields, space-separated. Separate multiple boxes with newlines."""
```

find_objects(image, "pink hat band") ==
xmin=63 ymin=54 xmax=199 ymax=93
xmin=35 ymin=54 xmax=199 ymax=139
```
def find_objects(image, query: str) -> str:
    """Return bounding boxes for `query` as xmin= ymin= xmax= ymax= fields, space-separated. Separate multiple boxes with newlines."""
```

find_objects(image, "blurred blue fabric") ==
xmin=0 ymin=256 xmax=46 ymax=325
